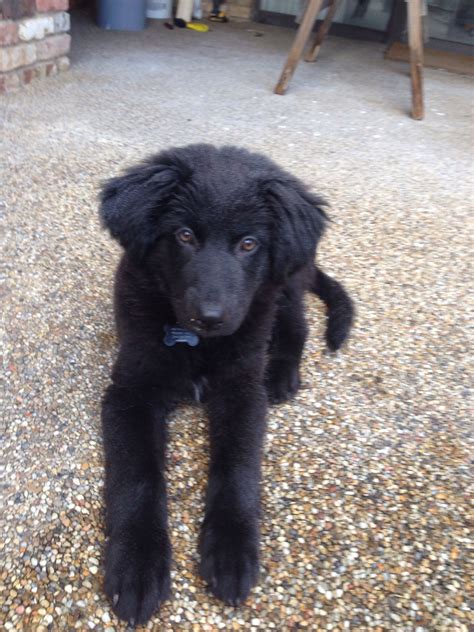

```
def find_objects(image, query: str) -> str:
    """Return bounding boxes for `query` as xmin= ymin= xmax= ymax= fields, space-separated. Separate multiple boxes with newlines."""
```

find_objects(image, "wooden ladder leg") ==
xmin=274 ymin=0 xmax=324 ymax=95
xmin=407 ymin=0 xmax=424 ymax=119
xmin=305 ymin=0 xmax=339 ymax=63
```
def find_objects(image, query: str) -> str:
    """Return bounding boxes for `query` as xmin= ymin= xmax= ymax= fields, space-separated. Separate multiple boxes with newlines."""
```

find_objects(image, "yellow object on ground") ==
xmin=186 ymin=22 xmax=209 ymax=32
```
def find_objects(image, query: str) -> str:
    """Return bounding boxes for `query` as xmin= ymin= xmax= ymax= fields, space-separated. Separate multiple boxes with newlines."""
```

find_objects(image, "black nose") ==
xmin=194 ymin=303 xmax=224 ymax=329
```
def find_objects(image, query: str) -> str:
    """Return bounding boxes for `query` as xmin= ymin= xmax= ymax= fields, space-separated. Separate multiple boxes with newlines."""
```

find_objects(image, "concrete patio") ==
xmin=1 ymin=12 xmax=472 ymax=632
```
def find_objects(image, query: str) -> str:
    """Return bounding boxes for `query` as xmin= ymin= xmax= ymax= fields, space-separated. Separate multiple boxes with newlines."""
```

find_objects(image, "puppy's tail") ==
xmin=310 ymin=266 xmax=354 ymax=351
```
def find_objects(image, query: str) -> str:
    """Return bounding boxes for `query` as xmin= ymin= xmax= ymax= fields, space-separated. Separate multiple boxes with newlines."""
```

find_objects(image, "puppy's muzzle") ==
xmin=190 ymin=302 xmax=225 ymax=332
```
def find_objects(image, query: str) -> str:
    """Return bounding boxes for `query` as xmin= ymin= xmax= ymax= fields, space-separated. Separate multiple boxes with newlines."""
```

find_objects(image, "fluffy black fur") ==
xmin=99 ymin=144 xmax=354 ymax=624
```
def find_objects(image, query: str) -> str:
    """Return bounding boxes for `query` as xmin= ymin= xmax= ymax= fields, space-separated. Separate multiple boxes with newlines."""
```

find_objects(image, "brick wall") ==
xmin=0 ymin=0 xmax=70 ymax=94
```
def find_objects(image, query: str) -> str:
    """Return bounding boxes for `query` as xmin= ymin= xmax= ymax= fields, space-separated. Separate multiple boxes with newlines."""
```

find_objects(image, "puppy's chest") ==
xmin=162 ymin=332 xmax=266 ymax=404
xmin=190 ymin=375 xmax=209 ymax=403
xmin=164 ymin=342 xmax=212 ymax=404
xmin=180 ymin=367 xmax=211 ymax=405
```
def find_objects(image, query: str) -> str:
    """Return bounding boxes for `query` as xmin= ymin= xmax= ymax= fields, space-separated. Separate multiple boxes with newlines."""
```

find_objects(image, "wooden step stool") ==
xmin=274 ymin=0 xmax=424 ymax=120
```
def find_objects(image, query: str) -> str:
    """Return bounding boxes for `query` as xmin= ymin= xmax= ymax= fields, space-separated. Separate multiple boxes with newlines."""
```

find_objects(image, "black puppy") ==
xmin=99 ymin=144 xmax=353 ymax=624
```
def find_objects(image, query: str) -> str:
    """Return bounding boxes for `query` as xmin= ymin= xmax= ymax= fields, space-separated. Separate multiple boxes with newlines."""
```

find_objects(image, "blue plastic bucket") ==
xmin=97 ymin=0 xmax=147 ymax=31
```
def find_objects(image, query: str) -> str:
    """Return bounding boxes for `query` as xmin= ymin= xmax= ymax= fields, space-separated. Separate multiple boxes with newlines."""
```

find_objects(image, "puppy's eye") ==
xmin=239 ymin=237 xmax=258 ymax=253
xmin=176 ymin=228 xmax=195 ymax=244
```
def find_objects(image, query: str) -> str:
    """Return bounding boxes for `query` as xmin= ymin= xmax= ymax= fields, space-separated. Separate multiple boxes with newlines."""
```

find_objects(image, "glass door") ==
xmin=258 ymin=0 xmax=474 ymax=46
xmin=258 ymin=0 xmax=393 ymax=31
xmin=427 ymin=0 xmax=474 ymax=45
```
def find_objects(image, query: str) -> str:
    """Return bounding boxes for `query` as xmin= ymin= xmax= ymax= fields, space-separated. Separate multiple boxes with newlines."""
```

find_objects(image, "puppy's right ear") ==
xmin=99 ymin=161 xmax=182 ymax=257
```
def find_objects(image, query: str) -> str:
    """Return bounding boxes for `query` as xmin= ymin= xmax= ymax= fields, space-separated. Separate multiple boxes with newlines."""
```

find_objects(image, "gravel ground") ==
xmin=1 ymin=13 xmax=473 ymax=632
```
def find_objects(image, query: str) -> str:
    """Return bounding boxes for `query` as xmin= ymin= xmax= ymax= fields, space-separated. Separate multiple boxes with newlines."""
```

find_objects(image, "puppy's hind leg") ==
xmin=266 ymin=286 xmax=307 ymax=404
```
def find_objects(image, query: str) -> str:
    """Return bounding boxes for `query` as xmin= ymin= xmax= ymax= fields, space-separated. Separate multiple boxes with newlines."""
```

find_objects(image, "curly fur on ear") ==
xmin=99 ymin=160 xmax=185 ymax=257
xmin=265 ymin=177 xmax=328 ymax=281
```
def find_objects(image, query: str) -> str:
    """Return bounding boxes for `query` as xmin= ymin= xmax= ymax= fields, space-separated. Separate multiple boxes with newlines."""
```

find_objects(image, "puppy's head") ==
xmin=100 ymin=145 xmax=327 ymax=337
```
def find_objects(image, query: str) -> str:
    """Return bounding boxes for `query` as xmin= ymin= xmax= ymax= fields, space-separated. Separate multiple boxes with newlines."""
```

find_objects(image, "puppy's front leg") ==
xmin=200 ymin=373 xmax=267 ymax=604
xmin=102 ymin=384 xmax=171 ymax=625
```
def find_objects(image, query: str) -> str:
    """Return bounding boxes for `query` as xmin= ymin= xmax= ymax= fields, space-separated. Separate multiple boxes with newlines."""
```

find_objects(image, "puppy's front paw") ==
xmin=104 ymin=531 xmax=171 ymax=625
xmin=266 ymin=362 xmax=301 ymax=404
xmin=199 ymin=514 xmax=259 ymax=605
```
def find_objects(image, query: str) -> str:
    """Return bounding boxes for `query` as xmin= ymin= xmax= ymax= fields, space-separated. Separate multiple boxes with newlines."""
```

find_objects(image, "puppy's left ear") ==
xmin=265 ymin=177 xmax=328 ymax=281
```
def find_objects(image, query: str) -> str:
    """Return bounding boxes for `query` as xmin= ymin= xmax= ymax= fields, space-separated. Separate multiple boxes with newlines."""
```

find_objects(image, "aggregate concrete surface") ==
xmin=1 ymin=13 xmax=473 ymax=632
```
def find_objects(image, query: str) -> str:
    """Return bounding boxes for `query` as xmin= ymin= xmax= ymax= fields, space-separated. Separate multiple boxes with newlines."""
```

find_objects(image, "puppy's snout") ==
xmin=194 ymin=302 xmax=225 ymax=330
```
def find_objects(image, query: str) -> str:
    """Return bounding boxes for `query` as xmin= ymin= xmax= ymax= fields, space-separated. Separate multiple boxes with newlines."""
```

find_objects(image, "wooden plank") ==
xmin=386 ymin=41 xmax=474 ymax=77
xmin=407 ymin=0 xmax=424 ymax=120
xmin=305 ymin=0 xmax=339 ymax=63
xmin=274 ymin=0 xmax=324 ymax=95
